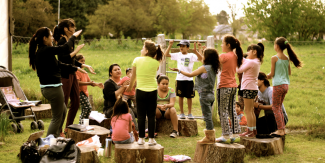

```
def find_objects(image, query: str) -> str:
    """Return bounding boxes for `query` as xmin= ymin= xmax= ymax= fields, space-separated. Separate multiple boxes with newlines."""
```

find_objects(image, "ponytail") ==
xmin=224 ymin=35 xmax=243 ymax=67
xmin=53 ymin=19 xmax=75 ymax=43
xmin=28 ymin=27 xmax=51 ymax=71
xmin=247 ymin=43 xmax=265 ymax=63
xmin=275 ymin=37 xmax=303 ymax=68
xmin=286 ymin=43 xmax=303 ymax=68
xmin=144 ymin=40 xmax=163 ymax=62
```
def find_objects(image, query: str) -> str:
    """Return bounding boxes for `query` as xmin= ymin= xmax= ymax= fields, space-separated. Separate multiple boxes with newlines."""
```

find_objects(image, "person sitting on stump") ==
xmin=155 ymin=75 xmax=179 ymax=138
xmin=254 ymin=72 xmax=288 ymax=136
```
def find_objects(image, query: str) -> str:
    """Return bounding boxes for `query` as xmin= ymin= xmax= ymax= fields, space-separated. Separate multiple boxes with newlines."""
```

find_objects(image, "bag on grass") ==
xmin=19 ymin=140 xmax=41 ymax=163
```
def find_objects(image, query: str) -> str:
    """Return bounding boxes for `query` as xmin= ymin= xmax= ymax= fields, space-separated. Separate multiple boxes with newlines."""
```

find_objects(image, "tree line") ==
xmin=13 ymin=0 xmax=216 ymax=39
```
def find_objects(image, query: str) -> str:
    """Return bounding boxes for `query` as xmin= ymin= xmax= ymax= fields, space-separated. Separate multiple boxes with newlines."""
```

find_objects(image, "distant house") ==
xmin=213 ymin=24 xmax=232 ymax=40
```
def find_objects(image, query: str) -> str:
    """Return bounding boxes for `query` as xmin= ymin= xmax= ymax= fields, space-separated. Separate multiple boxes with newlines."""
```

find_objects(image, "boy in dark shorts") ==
xmin=164 ymin=40 xmax=202 ymax=119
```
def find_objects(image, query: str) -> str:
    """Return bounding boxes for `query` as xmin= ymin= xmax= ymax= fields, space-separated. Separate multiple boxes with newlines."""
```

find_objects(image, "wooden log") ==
xmin=114 ymin=142 xmax=164 ymax=163
xmin=89 ymin=118 xmax=111 ymax=130
xmin=239 ymin=136 xmax=285 ymax=156
xmin=66 ymin=125 xmax=110 ymax=146
xmin=78 ymin=146 xmax=99 ymax=163
xmin=194 ymin=142 xmax=245 ymax=163
xmin=156 ymin=117 xmax=198 ymax=137
xmin=25 ymin=104 xmax=52 ymax=120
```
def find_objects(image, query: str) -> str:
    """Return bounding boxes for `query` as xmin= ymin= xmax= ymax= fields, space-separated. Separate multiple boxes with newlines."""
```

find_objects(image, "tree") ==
xmin=46 ymin=0 xmax=88 ymax=32
xmin=13 ymin=0 xmax=56 ymax=36
xmin=228 ymin=1 xmax=244 ymax=37
xmin=216 ymin=10 xmax=229 ymax=24
xmin=244 ymin=0 xmax=325 ymax=40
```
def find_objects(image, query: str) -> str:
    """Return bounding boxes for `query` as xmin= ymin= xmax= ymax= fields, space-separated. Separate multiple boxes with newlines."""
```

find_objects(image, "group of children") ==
xmin=104 ymin=35 xmax=303 ymax=145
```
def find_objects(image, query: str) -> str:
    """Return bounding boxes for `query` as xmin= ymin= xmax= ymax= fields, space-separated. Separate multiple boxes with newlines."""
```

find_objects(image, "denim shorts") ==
xmin=113 ymin=133 xmax=134 ymax=144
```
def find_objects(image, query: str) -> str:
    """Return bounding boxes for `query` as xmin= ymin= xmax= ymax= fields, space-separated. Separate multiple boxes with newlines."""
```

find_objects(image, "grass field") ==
xmin=0 ymin=38 xmax=324 ymax=162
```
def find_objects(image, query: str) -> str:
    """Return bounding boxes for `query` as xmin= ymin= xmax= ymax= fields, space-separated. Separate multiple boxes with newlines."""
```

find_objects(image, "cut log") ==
xmin=240 ymin=136 xmax=285 ymax=156
xmin=156 ymin=117 xmax=198 ymax=137
xmin=78 ymin=146 xmax=99 ymax=163
xmin=25 ymin=104 xmax=52 ymax=120
xmin=89 ymin=118 xmax=111 ymax=130
xmin=194 ymin=142 xmax=245 ymax=163
xmin=66 ymin=125 xmax=110 ymax=146
xmin=114 ymin=142 xmax=164 ymax=163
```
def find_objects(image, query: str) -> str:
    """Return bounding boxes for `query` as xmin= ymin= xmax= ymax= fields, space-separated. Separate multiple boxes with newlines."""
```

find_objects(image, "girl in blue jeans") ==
xmin=170 ymin=44 xmax=220 ymax=144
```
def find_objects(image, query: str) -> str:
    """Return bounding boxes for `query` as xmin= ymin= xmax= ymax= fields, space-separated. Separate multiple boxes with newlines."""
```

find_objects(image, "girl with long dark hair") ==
xmin=53 ymin=19 xmax=94 ymax=134
xmin=267 ymin=37 xmax=302 ymax=136
xmin=170 ymin=43 xmax=220 ymax=144
xmin=28 ymin=27 xmax=83 ymax=137
xmin=126 ymin=40 xmax=163 ymax=146
xmin=216 ymin=35 xmax=243 ymax=143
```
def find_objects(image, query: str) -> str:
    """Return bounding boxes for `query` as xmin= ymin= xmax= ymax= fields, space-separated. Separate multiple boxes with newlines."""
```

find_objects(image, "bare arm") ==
xmin=78 ymin=80 xmax=94 ymax=86
xmin=126 ymin=67 xmax=136 ymax=92
xmin=164 ymin=40 xmax=174 ymax=57
xmin=288 ymin=63 xmax=291 ymax=75
xmin=169 ymin=66 xmax=207 ymax=77
xmin=70 ymin=44 xmax=85 ymax=58
xmin=267 ymin=56 xmax=278 ymax=79
xmin=129 ymin=118 xmax=132 ymax=133
xmin=166 ymin=95 xmax=175 ymax=108
xmin=254 ymin=102 xmax=272 ymax=110
xmin=193 ymin=41 xmax=203 ymax=63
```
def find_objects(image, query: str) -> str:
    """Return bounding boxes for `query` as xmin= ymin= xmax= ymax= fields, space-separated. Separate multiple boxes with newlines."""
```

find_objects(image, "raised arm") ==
xmin=267 ymin=56 xmax=278 ymax=79
xmin=169 ymin=66 xmax=206 ymax=77
xmin=126 ymin=67 xmax=136 ymax=92
xmin=236 ymin=60 xmax=251 ymax=73
xmin=164 ymin=40 xmax=174 ymax=57
xmin=193 ymin=41 xmax=203 ymax=63
xmin=70 ymin=44 xmax=85 ymax=58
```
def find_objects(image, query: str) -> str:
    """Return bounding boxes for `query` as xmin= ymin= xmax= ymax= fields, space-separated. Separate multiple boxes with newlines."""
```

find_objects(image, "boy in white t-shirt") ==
xmin=165 ymin=40 xmax=202 ymax=119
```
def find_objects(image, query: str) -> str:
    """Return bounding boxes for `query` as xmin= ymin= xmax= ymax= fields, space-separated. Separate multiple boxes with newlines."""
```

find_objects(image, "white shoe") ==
xmin=137 ymin=138 xmax=145 ymax=145
xmin=148 ymin=138 xmax=157 ymax=146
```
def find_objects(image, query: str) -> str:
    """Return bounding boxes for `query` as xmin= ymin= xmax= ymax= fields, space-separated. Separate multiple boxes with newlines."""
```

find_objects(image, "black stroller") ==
xmin=0 ymin=66 xmax=44 ymax=133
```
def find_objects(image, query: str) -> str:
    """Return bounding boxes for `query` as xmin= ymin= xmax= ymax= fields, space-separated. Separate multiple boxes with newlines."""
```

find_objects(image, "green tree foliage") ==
xmin=86 ymin=0 xmax=216 ymax=39
xmin=216 ymin=10 xmax=229 ymax=24
xmin=46 ymin=0 xmax=88 ymax=32
xmin=244 ymin=0 xmax=325 ymax=40
xmin=13 ymin=0 xmax=56 ymax=36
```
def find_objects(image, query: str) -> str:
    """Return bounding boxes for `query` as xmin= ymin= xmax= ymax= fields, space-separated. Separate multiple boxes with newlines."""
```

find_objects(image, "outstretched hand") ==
xmin=87 ymin=66 xmax=96 ymax=74
xmin=169 ymin=67 xmax=179 ymax=72
xmin=73 ymin=30 xmax=83 ymax=37
xmin=169 ymin=40 xmax=174 ymax=46
xmin=78 ymin=68 xmax=87 ymax=74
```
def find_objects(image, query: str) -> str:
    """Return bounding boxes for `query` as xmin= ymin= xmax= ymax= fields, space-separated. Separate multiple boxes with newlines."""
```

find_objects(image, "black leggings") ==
xmin=136 ymin=89 xmax=157 ymax=138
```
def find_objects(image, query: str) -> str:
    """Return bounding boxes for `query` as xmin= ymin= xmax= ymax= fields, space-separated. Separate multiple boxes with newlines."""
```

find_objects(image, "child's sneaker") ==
xmin=179 ymin=113 xmax=186 ymax=119
xmin=230 ymin=137 xmax=237 ymax=143
xmin=148 ymin=138 xmax=157 ymax=146
xmin=188 ymin=114 xmax=194 ymax=119
xmin=169 ymin=130 xmax=179 ymax=138
xmin=137 ymin=138 xmax=145 ymax=145
xmin=215 ymin=136 xmax=227 ymax=143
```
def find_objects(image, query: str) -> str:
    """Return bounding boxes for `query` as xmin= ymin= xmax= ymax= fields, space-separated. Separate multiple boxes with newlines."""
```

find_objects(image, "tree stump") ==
xmin=25 ymin=104 xmax=51 ymax=120
xmin=156 ymin=117 xmax=198 ymax=137
xmin=240 ymin=136 xmax=285 ymax=156
xmin=66 ymin=125 xmax=110 ymax=145
xmin=115 ymin=142 xmax=164 ymax=163
xmin=194 ymin=142 xmax=245 ymax=163
xmin=89 ymin=118 xmax=111 ymax=130
xmin=78 ymin=146 xmax=99 ymax=163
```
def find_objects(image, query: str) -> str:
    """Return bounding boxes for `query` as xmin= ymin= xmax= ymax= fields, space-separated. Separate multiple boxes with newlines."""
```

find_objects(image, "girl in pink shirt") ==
xmin=111 ymin=96 xmax=134 ymax=144
xmin=237 ymin=43 xmax=264 ymax=138
xmin=216 ymin=35 xmax=244 ymax=143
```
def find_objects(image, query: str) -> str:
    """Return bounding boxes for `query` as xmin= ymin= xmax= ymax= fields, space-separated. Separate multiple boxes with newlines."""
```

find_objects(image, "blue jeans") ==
xmin=199 ymin=92 xmax=215 ymax=130
xmin=113 ymin=133 xmax=135 ymax=144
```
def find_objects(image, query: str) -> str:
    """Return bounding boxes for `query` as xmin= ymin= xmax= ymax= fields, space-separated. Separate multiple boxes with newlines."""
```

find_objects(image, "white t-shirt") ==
xmin=170 ymin=52 xmax=198 ymax=81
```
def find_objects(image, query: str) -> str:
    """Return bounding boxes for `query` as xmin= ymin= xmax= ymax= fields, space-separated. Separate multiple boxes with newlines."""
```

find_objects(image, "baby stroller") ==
xmin=0 ymin=66 xmax=44 ymax=133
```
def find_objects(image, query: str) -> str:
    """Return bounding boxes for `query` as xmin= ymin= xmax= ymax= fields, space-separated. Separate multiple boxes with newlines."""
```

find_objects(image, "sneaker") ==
xmin=188 ymin=114 xmax=194 ymax=119
xmin=148 ymin=138 xmax=157 ymax=146
xmin=215 ymin=136 xmax=227 ymax=143
xmin=230 ymin=137 xmax=237 ymax=143
xmin=137 ymin=138 xmax=145 ymax=145
xmin=179 ymin=113 xmax=185 ymax=119
xmin=170 ymin=130 xmax=179 ymax=138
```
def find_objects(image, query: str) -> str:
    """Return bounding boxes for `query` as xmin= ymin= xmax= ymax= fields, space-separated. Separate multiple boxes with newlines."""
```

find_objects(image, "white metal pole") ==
xmin=58 ymin=0 xmax=60 ymax=24
xmin=157 ymin=34 xmax=166 ymax=75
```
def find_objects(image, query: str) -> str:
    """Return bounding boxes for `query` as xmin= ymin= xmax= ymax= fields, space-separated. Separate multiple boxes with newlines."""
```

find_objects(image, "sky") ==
xmin=204 ymin=0 xmax=248 ymax=18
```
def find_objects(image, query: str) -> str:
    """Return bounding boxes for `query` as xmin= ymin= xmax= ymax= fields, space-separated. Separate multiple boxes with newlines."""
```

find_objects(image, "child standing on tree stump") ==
xmin=75 ymin=54 xmax=104 ymax=124
xmin=164 ymin=40 xmax=201 ymax=119
xmin=170 ymin=43 xmax=220 ymax=144
xmin=267 ymin=37 xmax=302 ymax=136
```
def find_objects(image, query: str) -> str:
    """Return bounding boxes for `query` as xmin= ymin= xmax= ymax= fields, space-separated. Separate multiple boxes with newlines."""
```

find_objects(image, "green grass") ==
xmin=0 ymin=39 xmax=325 ymax=162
